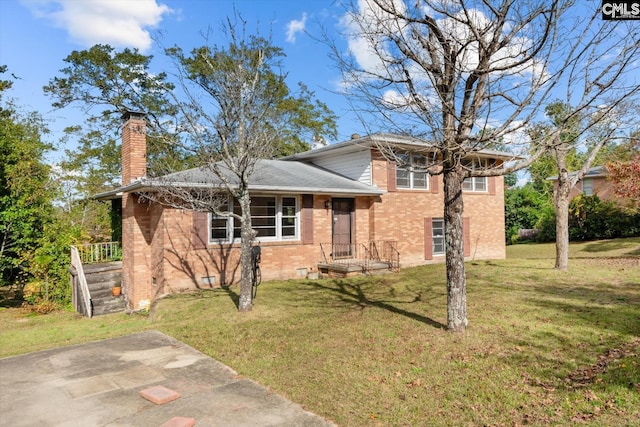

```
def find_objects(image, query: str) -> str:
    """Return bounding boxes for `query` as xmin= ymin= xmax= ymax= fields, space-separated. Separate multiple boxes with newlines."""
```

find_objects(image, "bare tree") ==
xmin=333 ymin=1 xmax=640 ymax=331
xmin=141 ymin=18 xmax=336 ymax=312
xmin=159 ymin=28 xmax=285 ymax=312
xmin=537 ymin=101 xmax=637 ymax=270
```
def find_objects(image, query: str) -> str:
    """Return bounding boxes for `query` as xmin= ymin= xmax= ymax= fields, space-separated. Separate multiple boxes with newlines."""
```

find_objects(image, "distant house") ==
xmin=550 ymin=166 xmax=620 ymax=203
xmin=96 ymin=112 xmax=511 ymax=310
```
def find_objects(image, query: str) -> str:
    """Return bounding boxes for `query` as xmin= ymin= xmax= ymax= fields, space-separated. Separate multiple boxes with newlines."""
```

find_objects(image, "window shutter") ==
xmin=463 ymin=217 xmax=471 ymax=257
xmin=302 ymin=194 xmax=314 ymax=244
xmin=192 ymin=211 xmax=209 ymax=249
xmin=424 ymin=217 xmax=433 ymax=260
xmin=488 ymin=176 xmax=496 ymax=195
xmin=387 ymin=161 xmax=397 ymax=192
xmin=430 ymin=174 xmax=439 ymax=193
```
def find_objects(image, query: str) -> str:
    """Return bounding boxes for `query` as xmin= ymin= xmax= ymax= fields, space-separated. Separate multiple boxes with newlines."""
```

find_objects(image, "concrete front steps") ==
xmin=318 ymin=260 xmax=397 ymax=278
xmin=83 ymin=262 xmax=126 ymax=316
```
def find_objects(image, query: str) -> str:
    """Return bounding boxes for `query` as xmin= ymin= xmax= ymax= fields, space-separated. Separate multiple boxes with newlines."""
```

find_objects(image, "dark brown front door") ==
xmin=332 ymin=198 xmax=353 ymax=257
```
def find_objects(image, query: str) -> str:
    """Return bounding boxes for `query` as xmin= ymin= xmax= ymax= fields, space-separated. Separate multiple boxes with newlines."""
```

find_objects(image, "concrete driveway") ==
xmin=0 ymin=330 xmax=334 ymax=426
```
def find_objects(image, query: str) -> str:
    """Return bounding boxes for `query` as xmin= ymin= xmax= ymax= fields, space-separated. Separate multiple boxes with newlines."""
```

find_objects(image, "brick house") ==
xmin=551 ymin=166 xmax=619 ymax=203
xmin=97 ymin=112 xmax=509 ymax=310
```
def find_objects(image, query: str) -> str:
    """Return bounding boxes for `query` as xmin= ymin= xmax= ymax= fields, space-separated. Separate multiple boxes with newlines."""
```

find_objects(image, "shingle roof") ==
xmin=93 ymin=159 xmax=384 ymax=200
xmin=547 ymin=166 xmax=607 ymax=181
xmin=94 ymin=132 xmax=517 ymax=200
xmin=283 ymin=132 xmax=517 ymax=161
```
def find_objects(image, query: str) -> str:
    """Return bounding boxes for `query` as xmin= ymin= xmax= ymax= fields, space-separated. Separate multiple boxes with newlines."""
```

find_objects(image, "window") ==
xmin=432 ymin=219 xmax=445 ymax=255
xmin=209 ymin=195 xmax=299 ymax=243
xmin=462 ymin=159 xmax=488 ymax=192
xmin=396 ymin=152 xmax=429 ymax=189
xmin=281 ymin=197 xmax=297 ymax=237
xmin=210 ymin=217 xmax=229 ymax=240
xmin=249 ymin=196 xmax=277 ymax=238
xmin=582 ymin=178 xmax=593 ymax=196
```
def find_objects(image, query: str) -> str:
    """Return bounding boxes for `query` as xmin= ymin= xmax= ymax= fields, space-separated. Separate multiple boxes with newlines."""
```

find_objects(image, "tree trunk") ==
xmin=237 ymin=191 xmax=253 ymax=312
xmin=554 ymin=176 xmax=571 ymax=271
xmin=554 ymin=147 xmax=570 ymax=271
xmin=443 ymin=167 xmax=467 ymax=332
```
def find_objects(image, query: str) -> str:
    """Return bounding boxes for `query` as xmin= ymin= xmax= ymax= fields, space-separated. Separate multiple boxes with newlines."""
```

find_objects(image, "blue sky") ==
xmin=1 ymin=1 xmax=637 ymax=167
xmin=0 ymin=0 xmax=358 ymax=162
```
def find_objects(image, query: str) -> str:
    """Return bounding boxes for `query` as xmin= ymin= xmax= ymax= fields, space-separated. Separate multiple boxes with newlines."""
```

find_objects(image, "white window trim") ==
xmin=396 ymin=152 xmax=430 ymax=190
xmin=208 ymin=195 xmax=300 ymax=244
xmin=582 ymin=178 xmax=594 ymax=196
xmin=462 ymin=159 xmax=489 ymax=193
xmin=432 ymin=218 xmax=445 ymax=256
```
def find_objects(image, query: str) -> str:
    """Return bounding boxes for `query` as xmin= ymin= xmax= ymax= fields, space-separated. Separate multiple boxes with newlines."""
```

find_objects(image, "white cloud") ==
xmin=21 ymin=0 xmax=172 ymax=51
xmin=382 ymin=88 xmax=437 ymax=113
xmin=339 ymin=0 xmax=407 ymax=76
xmin=500 ymin=120 xmax=531 ymax=149
xmin=286 ymin=12 xmax=307 ymax=43
xmin=382 ymin=89 xmax=410 ymax=109
xmin=341 ymin=1 xmax=547 ymax=83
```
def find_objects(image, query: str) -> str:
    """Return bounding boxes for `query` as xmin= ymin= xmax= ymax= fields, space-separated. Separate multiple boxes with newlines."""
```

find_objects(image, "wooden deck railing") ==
xmin=76 ymin=242 xmax=122 ymax=264
xmin=70 ymin=246 xmax=92 ymax=318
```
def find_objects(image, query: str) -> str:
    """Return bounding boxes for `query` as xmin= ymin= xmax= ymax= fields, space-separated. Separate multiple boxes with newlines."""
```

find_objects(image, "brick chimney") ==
xmin=121 ymin=111 xmax=147 ymax=185
xmin=121 ymin=111 xmax=152 ymax=311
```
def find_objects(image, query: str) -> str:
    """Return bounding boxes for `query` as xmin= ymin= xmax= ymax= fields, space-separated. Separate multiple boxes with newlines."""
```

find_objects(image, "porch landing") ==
xmin=319 ymin=241 xmax=400 ymax=278
xmin=317 ymin=261 xmax=396 ymax=278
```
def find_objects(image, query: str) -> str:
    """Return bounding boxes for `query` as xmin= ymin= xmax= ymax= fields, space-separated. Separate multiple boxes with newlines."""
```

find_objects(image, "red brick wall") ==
xmin=462 ymin=177 xmax=506 ymax=260
xmin=151 ymin=195 xmax=338 ymax=291
xmin=566 ymin=176 xmax=617 ymax=203
xmin=370 ymin=154 xmax=445 ymax=265
xmin=123 ymin=141 xmax=506 ymax=300
xmin=121 ymin=113 xmax=154 ymax=309
xmin=122 ymin=194 xmax=154 ymax=309
xmin=121 ymin=112 xmax=146 ymax=185
xmin=368 ymin=151 xmax=506 ymax=265
xmin=145 ymin=153 xmax=505 ymax=294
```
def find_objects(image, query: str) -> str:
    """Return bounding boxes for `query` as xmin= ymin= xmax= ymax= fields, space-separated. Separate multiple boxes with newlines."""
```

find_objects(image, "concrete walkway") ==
xmin=0 ymin=331 xmax=335 ymax=427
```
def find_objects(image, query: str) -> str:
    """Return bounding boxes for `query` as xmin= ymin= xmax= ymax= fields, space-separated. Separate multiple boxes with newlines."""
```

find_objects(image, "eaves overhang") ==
xmin=93 ymin=179 xmax=385 ymax=201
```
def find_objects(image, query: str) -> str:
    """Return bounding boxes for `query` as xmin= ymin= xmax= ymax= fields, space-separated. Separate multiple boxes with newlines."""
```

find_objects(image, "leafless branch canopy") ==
xmin=143 ymin=17 xmax=287 ymax=214
xmin=334 ymin=0 xmax=640 ymax=177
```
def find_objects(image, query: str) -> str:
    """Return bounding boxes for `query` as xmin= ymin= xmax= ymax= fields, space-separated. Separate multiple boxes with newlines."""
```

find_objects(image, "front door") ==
xmin=332 ymin=198 xmax=354 ymax=258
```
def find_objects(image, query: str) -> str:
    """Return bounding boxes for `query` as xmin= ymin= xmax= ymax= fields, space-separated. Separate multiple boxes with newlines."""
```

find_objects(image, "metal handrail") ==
xmin=70 ymin=246 xmax=92 ymax=317
xmin=384 ymin=241 xmax=400 ymax=272
xmin=320 ymin=243 xmax=329 ymax=264
xmin=320 ymin=240 xmax=399 ymax=272
xmin=320 ymin=243 xmax=355 ymax=263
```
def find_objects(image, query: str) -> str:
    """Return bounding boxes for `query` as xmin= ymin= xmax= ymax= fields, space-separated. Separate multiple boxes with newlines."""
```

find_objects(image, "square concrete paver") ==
xmin=140 ymin=385 xmax=180 ymax=405
xmin=160 ymin=416 xmax=196 ymax=427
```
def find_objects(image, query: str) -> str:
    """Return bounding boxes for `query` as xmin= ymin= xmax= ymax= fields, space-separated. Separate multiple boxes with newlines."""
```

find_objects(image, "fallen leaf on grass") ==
xmin=406 ymin=378 xmax=422 ymax=387
xmin=584 ymin=389 xmax=599 ymax=402
xmin=565 ymin=337 xmax=640 ymax=389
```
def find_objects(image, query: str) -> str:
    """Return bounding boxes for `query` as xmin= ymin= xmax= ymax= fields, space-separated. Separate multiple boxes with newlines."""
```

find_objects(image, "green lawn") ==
xmin=1 ymin=237 xmax=639 ymax=426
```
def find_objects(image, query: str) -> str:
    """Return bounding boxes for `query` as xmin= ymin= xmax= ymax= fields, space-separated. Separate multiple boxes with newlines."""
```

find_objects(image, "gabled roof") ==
xmin=93 ymin=159 xmax=385 ymax=200
xmin=283 ymin=132 xmax=517 ymax=161
xmin=547 ymin=166 xmax=607 ymax=181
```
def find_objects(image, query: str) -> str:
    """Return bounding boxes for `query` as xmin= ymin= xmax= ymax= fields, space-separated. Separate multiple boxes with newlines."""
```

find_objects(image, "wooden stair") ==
xmin=83 ymin=262 xmax=126 ymax=316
